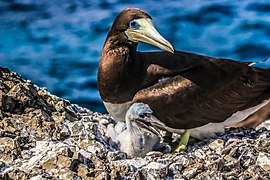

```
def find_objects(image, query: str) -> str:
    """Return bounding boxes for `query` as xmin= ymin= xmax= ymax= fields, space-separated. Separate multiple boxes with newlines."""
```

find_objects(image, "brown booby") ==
xmin=98 ymin=8 xmax=270 ymax=140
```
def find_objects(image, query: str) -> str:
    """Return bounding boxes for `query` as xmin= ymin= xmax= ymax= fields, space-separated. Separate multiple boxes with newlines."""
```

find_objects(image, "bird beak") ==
xmin=125 ymin=18 xmax=174 ymax=53
xmin=136 ymin=114 xmax=166 ymax=138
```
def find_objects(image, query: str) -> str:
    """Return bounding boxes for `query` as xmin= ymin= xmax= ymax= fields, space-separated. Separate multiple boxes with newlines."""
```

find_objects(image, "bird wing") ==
xmin=133 ymin=51 xmax=270 ymax=129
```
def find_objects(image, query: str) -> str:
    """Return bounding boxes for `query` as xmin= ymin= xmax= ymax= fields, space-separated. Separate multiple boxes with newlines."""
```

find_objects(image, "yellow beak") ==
xmin=125 ymin=18 xmax=174 ymax=53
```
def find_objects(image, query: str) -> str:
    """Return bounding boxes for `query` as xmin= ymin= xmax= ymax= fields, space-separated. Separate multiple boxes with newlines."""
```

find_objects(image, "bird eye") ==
xmin=139 ymin=114 xmax=145 ymax=118
xmin=129 ymin=20 xmax=140 ymax=29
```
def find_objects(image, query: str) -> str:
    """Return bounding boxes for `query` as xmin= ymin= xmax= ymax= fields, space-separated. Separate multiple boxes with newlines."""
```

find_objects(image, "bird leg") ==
xmin=173 ymin=130 xmax=190 ymax=153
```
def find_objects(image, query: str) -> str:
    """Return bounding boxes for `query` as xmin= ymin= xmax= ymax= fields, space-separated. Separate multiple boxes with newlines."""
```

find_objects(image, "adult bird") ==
xmin=106 ymin=103 xmax=167 ymax=157
xmin=98 ymin=8 xmax=270 ymax=143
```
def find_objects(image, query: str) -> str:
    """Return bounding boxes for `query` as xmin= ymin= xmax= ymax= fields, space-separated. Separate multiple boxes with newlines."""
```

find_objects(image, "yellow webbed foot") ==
xmin=173 ymin=130 xmax=190 ymax=153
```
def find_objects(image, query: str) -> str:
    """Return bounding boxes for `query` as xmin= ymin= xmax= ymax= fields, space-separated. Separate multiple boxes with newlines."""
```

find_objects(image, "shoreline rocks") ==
xmin=0 ymin=66 xmax=270 ymax=179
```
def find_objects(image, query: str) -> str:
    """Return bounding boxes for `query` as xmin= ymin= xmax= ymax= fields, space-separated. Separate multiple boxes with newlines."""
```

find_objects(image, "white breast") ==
xmin=104 ymin=101 xmax=133 ymax=122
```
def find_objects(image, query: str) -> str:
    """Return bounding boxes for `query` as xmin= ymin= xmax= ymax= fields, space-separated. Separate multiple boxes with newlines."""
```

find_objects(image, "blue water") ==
xmin=1 ymin=0 xmax=270 ymax=113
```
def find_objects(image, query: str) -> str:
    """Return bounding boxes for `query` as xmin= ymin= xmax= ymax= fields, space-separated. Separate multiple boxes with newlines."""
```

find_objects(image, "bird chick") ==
xmin=106 ymin=103 xmax=166 ymax=158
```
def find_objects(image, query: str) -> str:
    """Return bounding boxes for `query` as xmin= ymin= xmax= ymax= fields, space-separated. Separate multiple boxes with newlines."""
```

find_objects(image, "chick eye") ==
xmin=129 ymin=20 xmax=140 ymax=29
xmin=139 ymin=114 xmax=145 ymax=118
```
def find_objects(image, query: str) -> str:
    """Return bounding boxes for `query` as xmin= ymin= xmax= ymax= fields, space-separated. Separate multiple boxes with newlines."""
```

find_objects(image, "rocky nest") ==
xmin=0 ymin=66 xmax=270 ymax=179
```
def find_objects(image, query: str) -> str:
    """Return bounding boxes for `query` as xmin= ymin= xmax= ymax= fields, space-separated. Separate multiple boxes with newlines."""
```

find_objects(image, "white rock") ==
xmin=256 ymin=152 xmax=270 ymax=171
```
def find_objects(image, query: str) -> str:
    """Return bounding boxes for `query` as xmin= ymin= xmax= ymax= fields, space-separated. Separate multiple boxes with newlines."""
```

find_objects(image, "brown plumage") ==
xmin=232 ymin=102 xmax=270 ymax=128
xmin=98 ymin=8 xmax=270 ymax=130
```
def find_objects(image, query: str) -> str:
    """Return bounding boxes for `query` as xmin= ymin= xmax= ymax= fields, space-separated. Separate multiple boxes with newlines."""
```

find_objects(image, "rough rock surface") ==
xmin=0 ymin=66 xmax=270 ymax=179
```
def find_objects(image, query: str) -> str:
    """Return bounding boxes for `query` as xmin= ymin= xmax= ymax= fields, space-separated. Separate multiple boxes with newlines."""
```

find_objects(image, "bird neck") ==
xmin=98 ymin=34 xmax=142 ymax=103
xmin=125 ymin=117 xmax=145 ymax=146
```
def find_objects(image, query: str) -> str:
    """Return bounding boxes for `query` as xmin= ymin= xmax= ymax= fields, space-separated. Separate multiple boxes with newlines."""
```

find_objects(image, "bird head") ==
xmin=125 ymin=102 xmax=165 ymax=137
xmin=110 ymin=8 xmax=174 ymax=53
